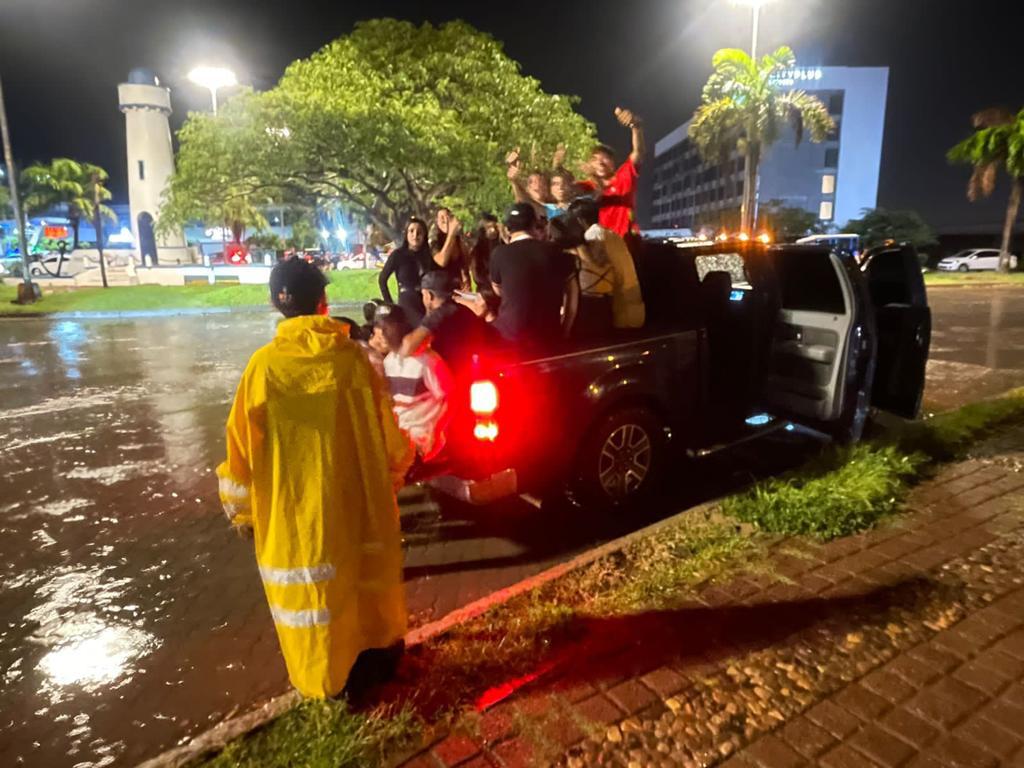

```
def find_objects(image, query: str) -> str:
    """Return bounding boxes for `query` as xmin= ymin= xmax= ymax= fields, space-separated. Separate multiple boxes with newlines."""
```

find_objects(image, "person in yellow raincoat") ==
xmin=217 ymin=258 xmax=414 ymax=698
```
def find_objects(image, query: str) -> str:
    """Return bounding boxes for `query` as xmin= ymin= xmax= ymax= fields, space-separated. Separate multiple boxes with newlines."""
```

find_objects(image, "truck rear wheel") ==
xmin=574 ymin=406 xmax=667 ymax=510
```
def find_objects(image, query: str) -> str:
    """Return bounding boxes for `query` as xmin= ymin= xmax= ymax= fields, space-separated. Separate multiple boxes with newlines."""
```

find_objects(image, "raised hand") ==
xmin=615 ymin=107 xmax=639 ymax=128
xmin=552 ymin=143 xmax=567 ymax=169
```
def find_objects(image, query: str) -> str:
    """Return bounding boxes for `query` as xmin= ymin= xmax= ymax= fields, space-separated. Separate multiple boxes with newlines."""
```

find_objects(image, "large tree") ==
xmin=947 ymin=107 xmax=1024 ymax=272
xmin=844 ymin=207 xmax=937 ymax=250
xmin=689 ymin=47 xmax=834 ymax=233
xmin=21 ymin=158 xmax=116 ymax=249
xmin=162 ymin=19 xmax=596 ymax=241
xmin=761 ymin=199 xmax=824 ymax=241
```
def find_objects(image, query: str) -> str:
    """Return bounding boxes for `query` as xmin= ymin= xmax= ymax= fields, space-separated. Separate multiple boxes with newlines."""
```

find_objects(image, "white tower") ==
xmin=117 ymin=69 xmax=189 ymax=265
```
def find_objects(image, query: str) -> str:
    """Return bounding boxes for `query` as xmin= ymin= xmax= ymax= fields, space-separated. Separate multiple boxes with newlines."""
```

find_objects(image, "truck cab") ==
xmin=426 ymin=239 xmax=931 ymax=509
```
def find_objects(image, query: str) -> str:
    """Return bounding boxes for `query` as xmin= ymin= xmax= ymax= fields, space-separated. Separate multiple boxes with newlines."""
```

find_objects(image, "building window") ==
xmin=821 ymin=174 xmax=836 ymax=194
xmin=819 ymin=201 xmax=834 ymax=221
xmin=138 ymin=160 xmax=145 ymax=181
xmin=829 ymin=93 xmax=844 ymax=115
xmin=824 ymin=148 xmax=839 ymax=168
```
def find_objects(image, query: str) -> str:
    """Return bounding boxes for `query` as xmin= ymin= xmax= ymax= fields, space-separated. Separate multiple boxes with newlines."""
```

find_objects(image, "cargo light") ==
xmin=738 ymin=232 xmax=751 ymax=242
xmin=471 ymin=380 xmax=498 ymax=415
xmin=474 ymin=421 xmax=499 ymax=442
xmin=757 ymin=232 xmax=772 ymax=244
xmin=716 ymin=231 xmax=729 ymax=242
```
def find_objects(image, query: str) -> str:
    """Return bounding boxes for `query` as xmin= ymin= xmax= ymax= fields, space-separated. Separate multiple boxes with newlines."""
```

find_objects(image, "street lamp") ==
xmin=730 ymin=0 xmax=774 ymax=59
xmin=187 ymin=66 xmax=237 ymax=115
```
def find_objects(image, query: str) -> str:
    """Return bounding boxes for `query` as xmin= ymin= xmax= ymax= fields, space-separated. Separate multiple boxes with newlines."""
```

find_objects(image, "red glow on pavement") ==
xmin=474 ymin=658 xmax=558 ymax=711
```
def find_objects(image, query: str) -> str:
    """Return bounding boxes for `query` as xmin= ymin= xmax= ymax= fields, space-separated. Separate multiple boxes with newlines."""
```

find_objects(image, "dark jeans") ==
xmin=574 ymin=294 xmax=614 ymax=342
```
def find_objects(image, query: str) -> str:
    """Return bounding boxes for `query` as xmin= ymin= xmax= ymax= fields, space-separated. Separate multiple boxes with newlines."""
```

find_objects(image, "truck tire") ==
xmin=573 ymin=406 xmax=668 ymax=510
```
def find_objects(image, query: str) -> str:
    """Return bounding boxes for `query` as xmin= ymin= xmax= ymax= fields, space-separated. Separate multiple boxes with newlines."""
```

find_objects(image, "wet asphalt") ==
xmin=0 ymin=285 xmax=1021 ymax=767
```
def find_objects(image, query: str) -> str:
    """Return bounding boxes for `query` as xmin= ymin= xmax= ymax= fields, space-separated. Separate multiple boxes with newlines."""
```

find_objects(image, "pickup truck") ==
xmin=425 ymin=238 xmax=931 ymax=509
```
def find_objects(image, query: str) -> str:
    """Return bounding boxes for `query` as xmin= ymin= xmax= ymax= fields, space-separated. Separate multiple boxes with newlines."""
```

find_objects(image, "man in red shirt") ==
xmin=579 ymin=107 xmax=646 ymax=238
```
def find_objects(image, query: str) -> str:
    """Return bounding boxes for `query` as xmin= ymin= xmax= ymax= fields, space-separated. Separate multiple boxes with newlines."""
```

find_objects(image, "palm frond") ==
xmin=972 ymin=107 xmax=1015 ymax=129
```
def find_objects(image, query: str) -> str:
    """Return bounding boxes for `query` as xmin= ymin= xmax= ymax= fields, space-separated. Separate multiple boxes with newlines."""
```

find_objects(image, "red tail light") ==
xmin=473 ymin=421 xmax=499 ymax=442
xmin=470 ymin=380 xmax=498 ymax=415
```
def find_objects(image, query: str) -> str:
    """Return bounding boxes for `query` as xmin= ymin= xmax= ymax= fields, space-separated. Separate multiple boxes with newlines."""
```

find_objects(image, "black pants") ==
xmin=397 ymin=287 xmax=425 ymax=326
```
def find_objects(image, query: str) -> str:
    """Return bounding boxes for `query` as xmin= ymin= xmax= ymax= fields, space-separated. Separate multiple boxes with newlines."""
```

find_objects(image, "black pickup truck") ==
xmin=426 ymin=238 xmax=931 ymax=508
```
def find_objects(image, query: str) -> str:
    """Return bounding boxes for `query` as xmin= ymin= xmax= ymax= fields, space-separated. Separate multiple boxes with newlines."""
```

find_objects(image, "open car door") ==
xmin=761 ymin=246 xmax=868 ymax=426
xmin=861 ymin=244 xmax=931 ymax=418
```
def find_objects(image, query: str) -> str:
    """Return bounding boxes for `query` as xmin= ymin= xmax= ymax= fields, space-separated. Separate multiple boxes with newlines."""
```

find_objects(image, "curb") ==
xmin=135 ymin=496 xmax=722 ymax=768
xmin=924 ymin=281 xmax=1023 ymax=289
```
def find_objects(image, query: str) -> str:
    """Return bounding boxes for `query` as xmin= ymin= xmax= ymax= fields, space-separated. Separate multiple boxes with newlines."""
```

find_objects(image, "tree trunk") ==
xmin=999 ymin=178 xmax=1022 ymax=273
xmin=0 ymin=73 xmax=33 ymax=293
xmin=71 ymin=212 xmax=80 ymax=250
xmin=740 ymin=142 xmax=761 ymax=234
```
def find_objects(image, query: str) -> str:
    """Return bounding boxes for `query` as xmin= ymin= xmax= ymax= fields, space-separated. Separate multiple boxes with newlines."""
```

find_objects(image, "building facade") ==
xmin=650 ymin=65 xmax=889 ymax=233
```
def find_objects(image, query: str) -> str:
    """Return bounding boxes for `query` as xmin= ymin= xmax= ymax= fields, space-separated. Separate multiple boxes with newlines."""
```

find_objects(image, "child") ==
xmin=376 ymin=307 xmax=453 ymax=463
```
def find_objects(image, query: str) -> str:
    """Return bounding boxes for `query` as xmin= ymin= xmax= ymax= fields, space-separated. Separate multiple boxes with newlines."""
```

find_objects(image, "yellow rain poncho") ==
xmin=217 ymin=315 xmax=414 ymax=698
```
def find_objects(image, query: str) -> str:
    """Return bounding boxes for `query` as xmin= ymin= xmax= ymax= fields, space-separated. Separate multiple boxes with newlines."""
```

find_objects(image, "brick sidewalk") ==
xmin=400 ymin=436 xmax=1024 ymax=768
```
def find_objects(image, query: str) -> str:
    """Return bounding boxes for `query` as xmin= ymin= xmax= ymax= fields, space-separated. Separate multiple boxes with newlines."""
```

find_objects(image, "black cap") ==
xmin=504 ymin=202 xmax=538 ymax=233
xmin=421 ymin=269 xmax=456 ymax=298
xmin=269 ymin=257 xmax=329 ymax=316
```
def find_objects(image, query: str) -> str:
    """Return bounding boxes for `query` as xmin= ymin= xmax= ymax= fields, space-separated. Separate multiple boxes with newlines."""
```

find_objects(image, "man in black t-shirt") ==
xmin=489 ymin=203 xmax=579 ymax=349
xmin=400 ymin=270 xmax=495 ymax=376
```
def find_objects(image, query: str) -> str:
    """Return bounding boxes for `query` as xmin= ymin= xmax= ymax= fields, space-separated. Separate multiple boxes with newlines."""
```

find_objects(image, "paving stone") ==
xmin=432 ymin=735 xmax=485 ymax=767
xmin=478 ymin=709 xmax=517 ymax=745
xmin=907 ymin=686 xmax=982 ymax=729
xmin=605 ymin=679 xmax=659 ymax=715
xmin=980 ymin=698 xmax=1024 ymax=734
xmin=741 ymin=733 xmax=805 ymax=768
xmin=489 ymin=737 xmax=535 ymax=768
xmin=832 ymin=683 xmax=891 ymax=720
xmin=778 ymin=716 xmax=836 ymax=759
xmin=805 ymin=700 xmax=863 ymax=739
xmin=572 ymin=694 xmax=623 ymax=727
xmin=953 ymin=660 xmax=1013 ymax=697
xmin=993 ymin=628 xmax=1024 ymax=661
xmin=906 ymin=644 xmax=961 ymax=675
xmin=820 ymin=742 xmax=883 ymax=768
xmin=885 ymin=654 xmax=944 ymax=688
xmin=860 ymin=668 xmax=919 ymax=705
xmin=954 ymin=713 xmax=1023 ymax=759
xmin=639 ymin=666 xmax=687 ymax=698
xmin=922 ymin=735 xmax=998 ymax=768
xmin=878 ymin=707 xmax=940 ymax=750
xmin=403 ymin=754 xmax=444 ymax=768
xmin=849 ymin=723 xmax=917 ymax=768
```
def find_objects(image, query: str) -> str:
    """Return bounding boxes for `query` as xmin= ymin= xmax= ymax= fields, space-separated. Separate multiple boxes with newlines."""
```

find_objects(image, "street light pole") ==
xmin=750 ymin=1 xmax=761 ymax=59
xmin=0 ymin=73 xmax=36 ymax=303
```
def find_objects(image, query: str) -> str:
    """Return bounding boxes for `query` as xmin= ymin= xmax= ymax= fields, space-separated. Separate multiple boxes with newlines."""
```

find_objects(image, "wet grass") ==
xmin=725 ymin=387 xmax=1024 ymax=540
xmin=923 ymin=270 xmax=1024 ymax=285
xmin=202 ymin=700 xmax=420 ymax=768
xmin=0 ymin=271 xmax=386 ymax=314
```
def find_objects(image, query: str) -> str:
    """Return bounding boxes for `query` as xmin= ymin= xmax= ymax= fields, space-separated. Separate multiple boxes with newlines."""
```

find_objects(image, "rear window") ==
xmin=773 ymin=248 xmax=846 ymax=314
xmin=695 ymin=253 xmax=749 ymax=287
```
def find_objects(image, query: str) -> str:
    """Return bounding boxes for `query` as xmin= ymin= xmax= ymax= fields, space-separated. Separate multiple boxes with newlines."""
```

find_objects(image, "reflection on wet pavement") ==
xmin=0 ymin=287 xmax=1022 ymax=767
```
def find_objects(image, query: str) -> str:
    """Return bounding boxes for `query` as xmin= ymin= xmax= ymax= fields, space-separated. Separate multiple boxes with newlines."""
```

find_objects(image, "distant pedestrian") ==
xmin=218 ymin=257 xmax=414 ymax=699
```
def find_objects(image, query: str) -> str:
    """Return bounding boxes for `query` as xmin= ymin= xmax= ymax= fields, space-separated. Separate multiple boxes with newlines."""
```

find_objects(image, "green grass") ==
xmin=202 ymin=700 xmax=419 ymax=768
xmin=0 ymin=270 xmax=387 ymax=314
xmin=725 ymin=387 xmax=1024 ymax=540
xmin=923 ymin=270 xmax=1024 ymax=285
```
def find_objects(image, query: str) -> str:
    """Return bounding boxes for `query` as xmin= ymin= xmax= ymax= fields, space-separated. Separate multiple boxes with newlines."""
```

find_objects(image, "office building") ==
xmin=650 ymin=65 xmax=889 ymax=232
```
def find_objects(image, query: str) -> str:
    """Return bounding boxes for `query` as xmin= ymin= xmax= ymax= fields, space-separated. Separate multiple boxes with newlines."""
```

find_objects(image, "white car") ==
xmin=937 ymin=249 xmax=1018 ymax=272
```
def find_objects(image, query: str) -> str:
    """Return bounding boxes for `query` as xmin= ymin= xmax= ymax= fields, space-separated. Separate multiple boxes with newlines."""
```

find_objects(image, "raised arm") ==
xmin=432 ymin=216 xmax=463 ymax=268
xmin=615 ymin=107 xmax=646 ymax=169
xmin=506 ymin=148 xmax=531 ymax=204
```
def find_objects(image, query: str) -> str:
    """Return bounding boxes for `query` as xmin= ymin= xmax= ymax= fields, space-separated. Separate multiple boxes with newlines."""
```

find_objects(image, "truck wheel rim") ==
xmin=599 ymin=423 xmax=652 ymax=499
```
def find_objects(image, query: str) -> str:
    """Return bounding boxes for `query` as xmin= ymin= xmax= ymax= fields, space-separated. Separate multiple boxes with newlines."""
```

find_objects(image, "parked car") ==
xmin=422 ymin=240 xmax=931 ymax=509
xmin=937 ymin=249 xmax=1018 ymax=272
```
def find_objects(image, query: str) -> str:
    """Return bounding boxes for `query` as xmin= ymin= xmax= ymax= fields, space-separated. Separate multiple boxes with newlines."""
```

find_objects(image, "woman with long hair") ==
xmin=431 ymin=208 xmax=469 ymax=289
xmin=379 ymin=217 xmax=433 ymax=325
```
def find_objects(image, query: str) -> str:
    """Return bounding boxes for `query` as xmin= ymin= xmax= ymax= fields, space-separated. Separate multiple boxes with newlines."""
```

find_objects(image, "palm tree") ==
xmin=689 ymin=47 xmax=835 ymax=233
xmin=21 ymin=158 xmax=116 ymax=249
xmin=947 ymin=107 xmax=1024 ymax=273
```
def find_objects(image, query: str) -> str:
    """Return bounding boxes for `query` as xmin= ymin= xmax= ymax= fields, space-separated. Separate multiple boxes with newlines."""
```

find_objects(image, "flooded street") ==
xmin=1 ymin=285 xmax=1023 ymax=767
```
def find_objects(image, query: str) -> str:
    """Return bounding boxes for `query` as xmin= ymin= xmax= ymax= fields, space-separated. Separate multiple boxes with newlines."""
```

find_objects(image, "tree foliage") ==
xmin=948 ymin=107 xmax=1024 ymax=271
xmin=21 ymin=158 xmax=116 ymax=248
xmin=761 ymin=200 xmax=824 ymax=241
xmin=844 ymin=207 xmax=937 ymax=250
xmin=162 ymin=19 xmax=596 ymax=241
xmin=689 ymin=47 xmax=835 ymax=232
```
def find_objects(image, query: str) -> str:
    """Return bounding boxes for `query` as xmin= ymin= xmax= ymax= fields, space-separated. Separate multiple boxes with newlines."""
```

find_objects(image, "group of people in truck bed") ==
xmin=216 ymin=108 xmax=650 ymax=702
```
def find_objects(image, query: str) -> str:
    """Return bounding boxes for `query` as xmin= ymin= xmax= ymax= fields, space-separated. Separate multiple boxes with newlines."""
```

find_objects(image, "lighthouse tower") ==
xmin=117 ymin=69 xmax=189 ymax=265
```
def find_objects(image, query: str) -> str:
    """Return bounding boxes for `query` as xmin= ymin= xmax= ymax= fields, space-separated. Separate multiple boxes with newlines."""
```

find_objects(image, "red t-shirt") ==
xmin=578 ymin=158 xmax=640 ymax=237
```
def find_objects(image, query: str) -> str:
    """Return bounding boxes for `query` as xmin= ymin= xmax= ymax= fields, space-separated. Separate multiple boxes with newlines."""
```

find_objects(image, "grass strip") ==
xmin=724 ymin=387 xmax=1024 ymax=539
xmin=195 ymin=390 xmax=1024 ymax=766
xmin=923 ymin=271 xmax=1024 ymax=285
xmin=0 ymin=271 xmax=388 ymax=314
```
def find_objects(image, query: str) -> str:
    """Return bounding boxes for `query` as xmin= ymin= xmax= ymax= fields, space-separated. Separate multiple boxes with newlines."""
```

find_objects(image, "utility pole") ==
xmin=93 ymin=172 xmax=109 ymax=289
xmin=0 ymin=73 xmax=37 ymax=304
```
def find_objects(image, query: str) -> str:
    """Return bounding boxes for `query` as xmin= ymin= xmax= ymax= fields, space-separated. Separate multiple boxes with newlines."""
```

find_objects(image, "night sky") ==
xmin=1 ymin=0 xmax=1021 ymax=232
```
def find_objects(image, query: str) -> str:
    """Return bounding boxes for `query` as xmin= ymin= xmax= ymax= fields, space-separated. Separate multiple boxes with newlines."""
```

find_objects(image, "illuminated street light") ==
xmin=320 ymin=228 xmax=330 ymax=241
xmin=187 ymin=66 xmax=237 ymax=115
xmin=335 ymin=227 xmax=347 ymax=242
xmin=730 ymin=0 xmax=775 ymax=59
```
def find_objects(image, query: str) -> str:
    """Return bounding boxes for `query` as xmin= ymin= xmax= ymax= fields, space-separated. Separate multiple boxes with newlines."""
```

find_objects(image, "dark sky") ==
xmin=1 ymin=0 xmax=1020 ymax=232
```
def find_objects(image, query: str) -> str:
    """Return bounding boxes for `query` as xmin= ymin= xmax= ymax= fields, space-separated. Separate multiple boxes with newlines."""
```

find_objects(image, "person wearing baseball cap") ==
xmin=216 ymin=256 xmax=414 ymax=699
xmin=398 ymin=268 xmax=497 ymax=377
xmin=486 ymin=203 xmax=579 ymax=350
